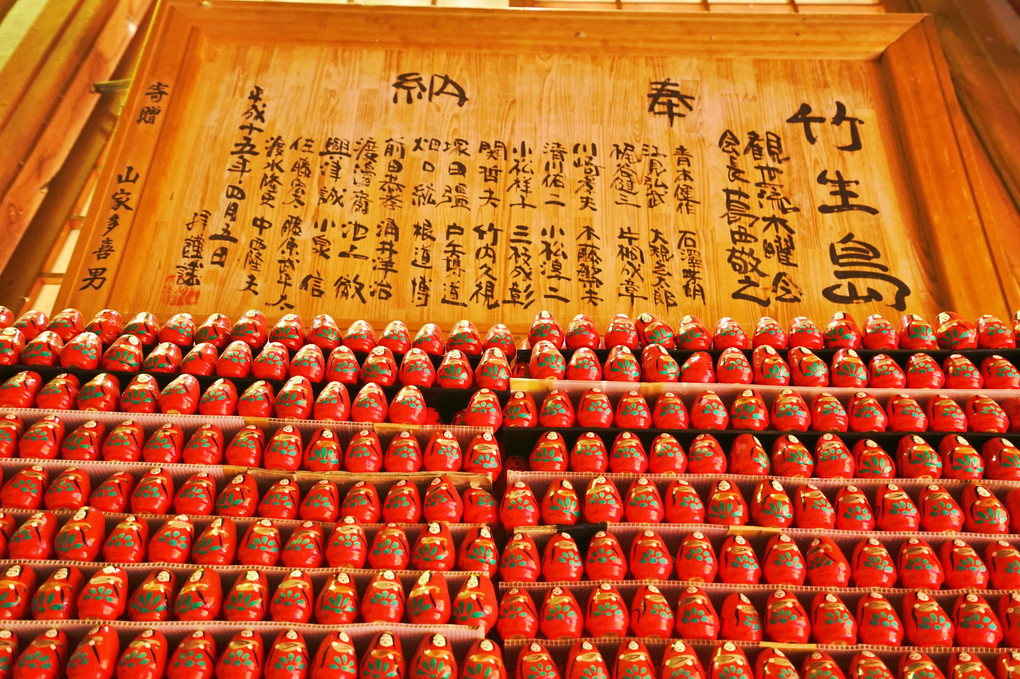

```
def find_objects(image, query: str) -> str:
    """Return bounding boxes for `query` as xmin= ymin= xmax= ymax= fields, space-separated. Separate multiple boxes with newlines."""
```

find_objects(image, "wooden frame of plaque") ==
xmin=58 ymin=2 xmax=1010 ymax=334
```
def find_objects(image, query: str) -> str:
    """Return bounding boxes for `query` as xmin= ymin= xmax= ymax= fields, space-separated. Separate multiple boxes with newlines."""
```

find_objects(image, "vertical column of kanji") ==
xmin=718 ymin=129 xmax=770 ymax=308
xmin=406 ymin=137 xmax=438 ymax=314
xmin=167 ymin=86 xmax=268 ymax=308
xmin=787 ymin=101 xmax=912 ymax=312
xmin=322 ymin=132 xmax=372 ymax=307
xmin=440 ymin=222 xmax=469 ymax=311
xmin=262 ymin=134 xmax=316 ymax=312
xmin=671 ymin=144 xmax=706 ymax=306
xmin=512 ymin=140 xmax=567 ymax=316
xmin=574 ymin=224 xmax=605 ymax=312
xmin=645 ymin=77 xmax=699 ymax=315
xmin=239 ymin=131 xmax=285 ymax=302
xmin=644 ymin=142 xmax=680 ymax=313
xmin=607 ymin=142 xmax=647 ymax=313
xmin=537 ymin=224 xmax=570 ymax=308
xmin=749 ymin=128 xmax=804 ymax=305
xmin=228 ymin=88 xmax=268 ymax=297
xmin=78 ymin=165 xmax=142 ymax=296
xmin=409 ymin=217 xmax=437 ymax=311
xmin=469 ymin=222 xmax=503 ymax=313
xmin=503 ymin=223 xmax=536 ymax=313
xmin=369 ymin=138 xmax=409 ymax=306
xmin=74 ymin=81 xmax=172 ymax=309
xmin=431 ymin=137 xmax=471 ymax=314
xmin=300 ymin=135 xmax=348 ymax=304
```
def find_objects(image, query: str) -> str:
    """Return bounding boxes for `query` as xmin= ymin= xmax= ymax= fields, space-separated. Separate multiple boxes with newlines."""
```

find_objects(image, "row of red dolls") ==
xmin=12 ymin=338 xmax=1020 ymax=407
xmin=1 ymin=475 xmax=491 ymax=530
xmin=3 ymin=561 xmax=1016 ymax=647
xmin=2 ymin=511 xmax=498 ymax=573
xmin=520 ymin=342 xmax=1020 ymax=389
xmin=2 ymin=606 xmax=1016 ymax=679
xmin=521 ymin=310 xmax=1020 ymax=352
xmin=0 ymin=371 xmax=466 ymax=426
xmin=501 ymin=529 xmax=1017 ymax=591
xmin=517 ymin=641 xmax=1010 ymax=679
xmin=3 ymin=306 xmax=518 ymax=356
xmin=1 ymin=627 xmax=497 ymax=679
xmin=1 ymin=466 xmax=497 ymax=526
xmin=8 ymin=408 xmax=1017 ymax=483
xmin=0 ymin=564 xmax=492 ymax=627
xmin=34 ymin=627 xmax=1009 ymax=679
xmin=523 ymin=430 xmax=1018 ymax=480
xmin=11 ymin=310 xmax=1020 ymax=388
xmin=501 ymin=476 xmax=1014 ymax=533
xmin=123 ymin=340 xmax=1020 ymax=393
xmin=500 ymin=388 xmax=1019 ymax=434
xmin=11 ymin=367 xmax=1019 ymax=435
xmin=27 ymin=331 xmax=1018 ymax=394
xmin=2 ymin=415 xmax=501 ymax=478
xmin=1 ymin=331 xmax=513 ymax=391
xmin=11 ymin=305 xmax=1016 ymax=355
xmin=497 ymin=583 xmax=1013 ymax=647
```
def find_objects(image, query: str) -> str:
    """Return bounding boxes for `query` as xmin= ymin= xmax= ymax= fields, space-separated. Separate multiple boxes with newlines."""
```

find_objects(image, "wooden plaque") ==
xmin=58 ymin=3 xmax=1008 ymax=333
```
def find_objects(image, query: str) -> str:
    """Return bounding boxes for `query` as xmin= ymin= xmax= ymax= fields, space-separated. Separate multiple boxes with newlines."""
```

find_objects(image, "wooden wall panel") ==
xmin=58 ymin=5 xmax=1006 ymax=333
xmin=900 ymin=0 xmax=1020 ymax=312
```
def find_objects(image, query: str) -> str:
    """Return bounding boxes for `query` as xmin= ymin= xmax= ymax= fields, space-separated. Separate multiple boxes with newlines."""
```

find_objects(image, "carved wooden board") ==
xmin=58 ymin=3 xmax=1007 ymax=333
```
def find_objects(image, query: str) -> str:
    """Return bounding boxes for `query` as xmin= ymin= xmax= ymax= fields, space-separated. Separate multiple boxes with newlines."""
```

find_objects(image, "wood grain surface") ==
xmin=58 ymin=4 xmax=1007 ymax=333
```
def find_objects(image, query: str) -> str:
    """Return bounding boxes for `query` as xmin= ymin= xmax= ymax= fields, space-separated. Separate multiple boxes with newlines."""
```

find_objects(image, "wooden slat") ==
xmin=879 ymin=17 xmax=1010 ymax=319
xmin=173 ymin=3 xmax=920 ymax=59
xmin=0 ymin=0 xmax=73 ymax=84
xmin=0 ymin=98 xmax=120 ymax=312
xmin=907 ymin=0 xmax=1020 ymax=251
xmin=0 ymin=0 xmax=21 ymax=25
xmin=794 ymin=4 xmax=885 ymax=10
xmin=708 ymin=4 xmax=793 ymax=11
xmin=0 ymin=0 xmax=153 ymax=311
xmin=58 ymin=2 xmax=202 ymax=314
xmin=953 ymin=111 xmax=1020 ymax=314
xmin=880 ymin=1 xmax=1020 ymax=314
xmin=0 ymin=0 xmax=107 ymax=198
xmin=0 ymin=0 xmax=154 ymax=274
